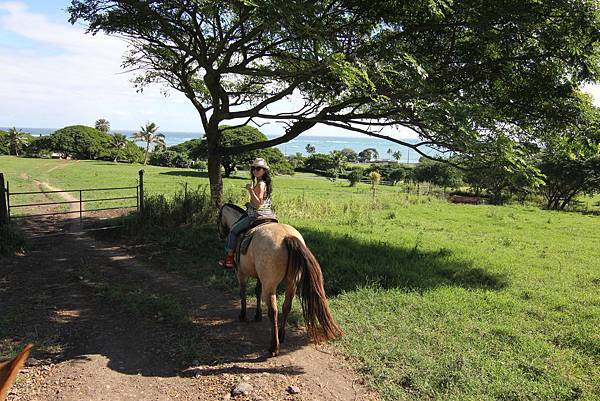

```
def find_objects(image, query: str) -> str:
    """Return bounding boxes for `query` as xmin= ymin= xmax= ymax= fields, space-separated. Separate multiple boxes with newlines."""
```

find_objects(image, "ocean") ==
xmin=2 ymin=127 xmax=437 ymax=163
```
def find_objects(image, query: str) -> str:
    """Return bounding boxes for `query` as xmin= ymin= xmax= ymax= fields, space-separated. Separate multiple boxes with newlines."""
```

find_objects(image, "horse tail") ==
xmin=284 ymin=236 xmax=343 ymax=342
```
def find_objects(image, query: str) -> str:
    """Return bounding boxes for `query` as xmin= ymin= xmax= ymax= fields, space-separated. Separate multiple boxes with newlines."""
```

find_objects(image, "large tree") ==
xmin=538 ymin=105 xmax=600 ymax=210
xmin=69 ymin=0 xmax=599 ymax=206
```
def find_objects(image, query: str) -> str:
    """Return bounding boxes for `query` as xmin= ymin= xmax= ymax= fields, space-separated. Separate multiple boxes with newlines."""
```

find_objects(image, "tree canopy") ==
xmin=52 ymin=125 xmax=112 ymax=159
xmin=69 ymin=0 xmax=600 ymax=204
xmin=192 ymin=125 xmax=292 ymax=176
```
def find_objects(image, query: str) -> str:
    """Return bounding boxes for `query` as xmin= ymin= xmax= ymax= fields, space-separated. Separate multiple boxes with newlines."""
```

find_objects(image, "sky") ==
xmin=1 ymin=1 xmax=599 ymax=137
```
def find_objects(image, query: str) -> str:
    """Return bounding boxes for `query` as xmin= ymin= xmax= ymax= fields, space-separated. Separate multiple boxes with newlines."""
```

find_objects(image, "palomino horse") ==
xmin=218 ymin=203 xmax=343 ymax=356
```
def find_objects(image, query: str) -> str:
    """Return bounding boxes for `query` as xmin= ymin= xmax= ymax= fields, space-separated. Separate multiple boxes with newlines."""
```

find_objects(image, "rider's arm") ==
xmin=248 ymin=181 xmax=266 ymax=208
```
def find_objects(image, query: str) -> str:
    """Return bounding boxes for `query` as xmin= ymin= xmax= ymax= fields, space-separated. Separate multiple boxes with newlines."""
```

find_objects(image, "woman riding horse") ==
xmin=218 ymin=182 xmax=343 ymax=356
xmin=219 ymin=158 xmax=276 ymax=268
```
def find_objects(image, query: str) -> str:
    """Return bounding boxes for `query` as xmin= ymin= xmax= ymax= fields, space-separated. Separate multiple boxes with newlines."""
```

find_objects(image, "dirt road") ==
xmin=1 ymin=186 xmax=378 ymax=401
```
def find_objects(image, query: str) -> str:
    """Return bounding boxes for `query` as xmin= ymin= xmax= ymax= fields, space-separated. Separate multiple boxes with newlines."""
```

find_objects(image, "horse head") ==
xmin=217 ymin=203 xmax=245 ymax=239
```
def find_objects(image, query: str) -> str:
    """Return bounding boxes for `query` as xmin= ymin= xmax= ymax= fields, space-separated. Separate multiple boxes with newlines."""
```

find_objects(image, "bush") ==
xmin=123 ymin=141 xmax=145 ymax=163
xmin=149 ymin=149 xmax=191 ymax=168
xmin=304 ymin=153 xmax=335 ymax=171
xmin=388 ymin=167 xmax=408 ymax=184
xmin=132 ymin=185 xmax=214 ymax=230
xmin=191 ymin=160 xmax=208 ymax=171
xmin=24 ymin=136 xmax=53 ymax=158
xmin=348 ymin=168 xmax=365 ymax=186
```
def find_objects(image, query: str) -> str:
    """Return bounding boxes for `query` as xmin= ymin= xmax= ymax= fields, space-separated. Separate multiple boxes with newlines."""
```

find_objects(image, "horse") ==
xmin=218 ymin=203 xmax=343 ymax=356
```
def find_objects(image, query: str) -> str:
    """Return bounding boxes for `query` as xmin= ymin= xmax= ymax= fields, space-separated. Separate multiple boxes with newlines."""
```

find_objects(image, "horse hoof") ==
xmin=269 ymin=350 xmax=279 ymax=357
xmin=239 ymin=315 xmax=247 ymax=322
xmin=254 ymin=314 xmax=262 ymax=322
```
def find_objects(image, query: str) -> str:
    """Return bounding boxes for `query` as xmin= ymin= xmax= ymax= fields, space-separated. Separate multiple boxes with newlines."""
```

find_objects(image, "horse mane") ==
xmin=223 ymin=203 xmax=245 ymax=214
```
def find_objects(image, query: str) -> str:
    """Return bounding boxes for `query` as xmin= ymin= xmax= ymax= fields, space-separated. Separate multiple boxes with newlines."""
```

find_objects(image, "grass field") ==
xmin=1 ymin=156 xmax=599 ymax=400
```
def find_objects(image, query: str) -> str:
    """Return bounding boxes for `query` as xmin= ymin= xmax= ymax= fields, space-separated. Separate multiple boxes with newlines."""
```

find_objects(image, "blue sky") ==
xmin=1 ymin=1 xmax=598 ymax=137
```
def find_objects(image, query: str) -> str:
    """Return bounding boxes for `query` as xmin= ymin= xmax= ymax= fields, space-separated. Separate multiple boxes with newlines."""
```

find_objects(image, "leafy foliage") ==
xmin=95 ymin=118 xmax=110 ymax=133
xmin=538 ymin=108 xmax=600 ymax=209
xmin=191 ymin=125 xmax=292 ymax=176
xmin=412 ymin=159 xmax=463 ymax=189
xmin=340 ymin=148 xmax=358 ymax=162
xmin=149 ymin=149 xmax=191 ymax=168
xmin=24 ymin=136 xmax=53 ymax=158
xmin=358 ymin=148 xmax=379 ymax=162
xmin=68 ymin=0 xmax=600 ymax=203
xmin=348 ymin=167 xmax=365 ymax=186
xmin=131 ymin=122 xmax=165 ymax=165
xmin=304 ymin=153 xmax=336 ymax=172
xmin=51 ymin=125 xmax=112 ymax=159
xmin=2 ymin=127 xmax=30 ymax=156
xmin=0 ymin=130 xmax=10 ymax=155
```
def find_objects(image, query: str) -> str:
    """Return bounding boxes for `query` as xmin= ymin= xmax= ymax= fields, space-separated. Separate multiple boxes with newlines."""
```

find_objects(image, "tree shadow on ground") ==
xmin=298 ymin=228 xmax=508 ymax=294
xmin=159 ymin=170 xmax=209 ymax=178
xmin=0 ymin=216 xmax=306 ymax=380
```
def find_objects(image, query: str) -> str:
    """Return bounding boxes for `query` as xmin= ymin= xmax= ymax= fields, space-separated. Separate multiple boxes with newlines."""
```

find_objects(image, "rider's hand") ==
xmin=245 ymin=183 xmax=253 ymax=191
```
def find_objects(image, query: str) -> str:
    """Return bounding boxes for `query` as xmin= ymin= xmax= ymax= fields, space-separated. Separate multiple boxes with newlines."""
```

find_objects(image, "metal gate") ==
xmin=0 ymin=170 xmax=144 ymax=226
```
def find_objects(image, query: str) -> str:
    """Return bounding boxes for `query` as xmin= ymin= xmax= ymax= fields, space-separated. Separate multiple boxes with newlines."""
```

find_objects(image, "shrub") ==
xmin=149 ymin=149 xmax=191 ymax=168
xmin=132 ymin=185 xmax=214 ymax=230
xmin=388 ymin=167 xmax=408 ymax=184
xmin=24 ymin=136 xmax=54 ymax=158
xmin=304 ymin=153 xmax=335 ymax=171
xmin=191 ymin=160 xmax=208 ymax=171
xmin=348 ymin=168 xmax=365 ymax=186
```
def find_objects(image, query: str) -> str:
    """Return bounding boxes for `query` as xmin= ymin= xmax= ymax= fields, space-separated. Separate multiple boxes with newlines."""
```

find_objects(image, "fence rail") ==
xmin=0 ymin=170 xmax=145 ymax=226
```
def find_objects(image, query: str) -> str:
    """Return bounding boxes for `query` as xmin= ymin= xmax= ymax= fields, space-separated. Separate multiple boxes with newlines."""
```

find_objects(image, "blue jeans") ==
xmin=225 ymin=215 xmax=252 ymax=252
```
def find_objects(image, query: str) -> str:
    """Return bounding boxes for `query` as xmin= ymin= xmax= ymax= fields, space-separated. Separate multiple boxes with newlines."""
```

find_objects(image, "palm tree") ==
xmin=392 ymin=150 xmax=402 ymax=163
xmin=131 ymin=122 xmax=165 ymax=165
xmin=305 ymin=143 xmax=316 ymax=154
xmin=387 ymin=148 xmax=393 ymax=160
xmin=7 ymin=127 xmax=28 ymax=156
xmin=95 ymin=118 xmax=110 ymax=133
xmin=110 ymin=133 xmax=128 ymax=162
xmin=330 ymin=150 xmax=347 ymax=177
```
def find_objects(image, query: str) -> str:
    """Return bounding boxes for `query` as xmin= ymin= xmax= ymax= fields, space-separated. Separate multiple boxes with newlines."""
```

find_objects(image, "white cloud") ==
xmin=0 ymin=1 xmax=201 ymax=132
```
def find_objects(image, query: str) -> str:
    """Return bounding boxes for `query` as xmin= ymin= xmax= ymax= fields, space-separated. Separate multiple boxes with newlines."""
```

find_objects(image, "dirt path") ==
xmin=1 ymin=183 xmax=378 ymax=401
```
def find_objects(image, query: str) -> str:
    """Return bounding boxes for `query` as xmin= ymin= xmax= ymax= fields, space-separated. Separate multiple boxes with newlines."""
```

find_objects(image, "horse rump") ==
xmin=284 ymin=236 xmax=343 ymax=342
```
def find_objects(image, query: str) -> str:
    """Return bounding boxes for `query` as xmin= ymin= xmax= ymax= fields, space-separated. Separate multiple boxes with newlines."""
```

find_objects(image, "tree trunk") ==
xmin=206 ymin=126 xmax=223 ymax=208
xmin=144 ymin=142 xmax=150 ymax=165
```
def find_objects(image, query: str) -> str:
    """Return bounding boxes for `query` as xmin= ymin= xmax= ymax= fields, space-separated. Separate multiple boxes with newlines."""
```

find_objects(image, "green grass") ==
xmin=1 ymin=156 xmax=599 ymax=400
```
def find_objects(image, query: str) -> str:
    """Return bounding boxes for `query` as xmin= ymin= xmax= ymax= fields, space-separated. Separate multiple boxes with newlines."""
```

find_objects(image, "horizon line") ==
xmin=0 ymin=126 xmax=418 ymax=140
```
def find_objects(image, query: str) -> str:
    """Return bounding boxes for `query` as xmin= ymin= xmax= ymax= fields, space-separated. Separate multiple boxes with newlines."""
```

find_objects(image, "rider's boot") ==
xmin=218 ymin=253 xmax=235 ymax=269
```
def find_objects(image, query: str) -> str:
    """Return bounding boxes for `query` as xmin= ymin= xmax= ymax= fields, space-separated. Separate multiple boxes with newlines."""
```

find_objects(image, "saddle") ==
xmin=234 ymin=218 xmax=278 ymax=267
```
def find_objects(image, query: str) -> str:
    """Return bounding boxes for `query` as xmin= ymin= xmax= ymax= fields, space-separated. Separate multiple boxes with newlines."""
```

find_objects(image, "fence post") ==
xmin=0 ymin=173 xmax=7 ymax=225
xmin=79 ymin=190 xmax=83 ymax=224
xmin=138 ymin=169 xmax=144 ymax=213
